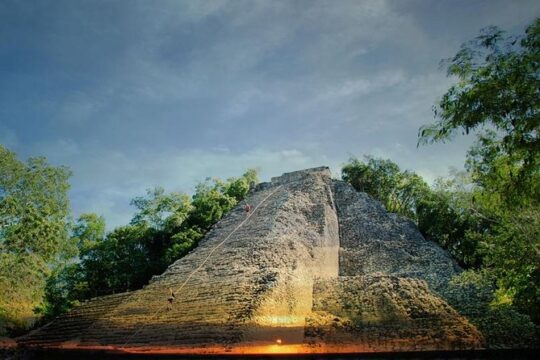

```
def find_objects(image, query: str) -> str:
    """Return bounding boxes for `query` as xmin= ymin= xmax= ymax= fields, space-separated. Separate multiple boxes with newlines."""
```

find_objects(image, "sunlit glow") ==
xmin=254 ymin=314 xmax=305 ymax=327
xmin=276 ymin=338 xmax=282 ymax=345
xmin=50 ymin=342 xmax=375 ymax=355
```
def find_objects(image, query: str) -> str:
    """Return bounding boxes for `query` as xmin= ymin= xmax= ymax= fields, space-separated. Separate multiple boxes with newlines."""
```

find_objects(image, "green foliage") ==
xmin=72 ymin=213 xmax=106 ymax=256
xmin=0 ymin=145 xmax=73 ymax=262
xmin=464 ymin=134 xmax=539 ymax=321
xmin=0 ymin=145 xmax=73 ymax=335
xmin=131 ymin=187 xmax=192 ymax=231
xmin=86 ymin=224 xmax=151 ymax=295
xmin=419 ymin=18 xmax=540 ymax=324
xmin=419 ymin=18 xmax=540 ymax=199
xmin=34 ymin=213 xmax=107 ymax=323
xmin=443 ymin=270 xmax=536 ymax=348
xmin=0 ymin=253 xmax=48 ymax=335
xmin=224 ymin=168 xmax=258 ymax=201
xmin=416 ymin=172 xmax=488 ymax=268
xmin=484 ymin=208 xmax=540 ymax=321
xmin=342 ymin=156 xmax=401 ymax=203
xmin=165 ymin=227 xmax=203 ymax=264
xmin=190 ymin=181 xmax=237 ymax=231
xmin=342 ymin=156 xmax=430 ymax=222
xmin=34 ymin=264 xmax=84 ymax=324
xmin=465 ymin=131 xmax=540 ymax=209
xmin=37 ymin=169 xmax=259 ymax=321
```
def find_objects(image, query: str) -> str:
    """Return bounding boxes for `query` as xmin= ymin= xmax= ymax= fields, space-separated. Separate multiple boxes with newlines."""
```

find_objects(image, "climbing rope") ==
xmin=120 ymin=184 xmax=283 ymax=348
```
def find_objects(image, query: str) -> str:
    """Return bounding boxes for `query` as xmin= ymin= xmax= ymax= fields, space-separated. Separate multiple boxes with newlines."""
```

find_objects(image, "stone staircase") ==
xmin=20 ymin=293 xmax=130 ymax=347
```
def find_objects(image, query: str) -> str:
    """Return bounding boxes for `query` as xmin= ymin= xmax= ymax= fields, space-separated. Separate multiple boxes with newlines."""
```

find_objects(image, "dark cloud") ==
xmin=1 ymin=0 xmax=539 ymax=228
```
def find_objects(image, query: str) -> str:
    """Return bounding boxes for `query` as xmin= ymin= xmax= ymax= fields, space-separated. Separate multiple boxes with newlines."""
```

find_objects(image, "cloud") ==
xmin=2 ymin=0 xmax=539 ymax=229
xmin=61 ymin=146 xmax=325 ymax=229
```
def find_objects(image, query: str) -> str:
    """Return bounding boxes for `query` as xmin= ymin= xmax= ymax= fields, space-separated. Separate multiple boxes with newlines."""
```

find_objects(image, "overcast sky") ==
xmin=1 ymin=0 xmax=539 ymax=228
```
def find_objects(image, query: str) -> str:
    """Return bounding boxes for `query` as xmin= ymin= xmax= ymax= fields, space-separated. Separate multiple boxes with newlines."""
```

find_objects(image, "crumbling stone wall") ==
xmin=307 ymin=275 xmax=482 ymax=352
xmin=333 ymin=180 xmax=461 ymax=293
xmin=300 ymin=180 xmax=484 ymax=352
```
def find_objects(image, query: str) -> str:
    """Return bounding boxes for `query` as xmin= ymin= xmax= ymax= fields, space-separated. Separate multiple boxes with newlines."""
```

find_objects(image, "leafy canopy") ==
xmin=37 ymin=169 xmax=259 ymax=321
xmin=419 ymin=18 xmax=540 ymax=323
xmin=0 ymin=145 xmax=73 ymax=335
xmin=419 ymin=18 xmax=540 ymax=201
xmin=342 ymin=156 xmax=429 ymax=223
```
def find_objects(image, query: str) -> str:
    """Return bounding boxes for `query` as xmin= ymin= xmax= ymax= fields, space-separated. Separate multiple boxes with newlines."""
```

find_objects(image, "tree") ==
xmin=419 ymin=18 xmax=540 ymax=202
xmin=72 ymin=213 xmax=106 ymax=257
xmin=130 ymin=188 xmax=193 ymax=273
xmin=130 ymin=187 xmax=192 ymax=232
xmin=419 ymin=18 xmax=540 ymax=323
xmin=0 ymin=145 xmax=73 ymax=335
xmin=35 ymin=213 xmax=106 ymax=322
xmin=190 ymin=181 xmax=237 ymax=231
xmin=224 ymin=169 xmax=258 ymax=201
xmin=416 ymin=171 xmax=487 ymax=268
xmin=342 ymin=156 xmax=430 ymax=222
xmin=38 ymin=169 xmax=259 ymax=320
xmin=34 ymin=263 xmax=86 ymax=324
xmin=189 ymin=169 xmax=259 ymax=231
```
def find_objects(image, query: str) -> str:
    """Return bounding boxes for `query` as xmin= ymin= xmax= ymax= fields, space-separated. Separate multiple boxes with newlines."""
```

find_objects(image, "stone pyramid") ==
xmin=18 ymin=167 xmax=483 ymax=354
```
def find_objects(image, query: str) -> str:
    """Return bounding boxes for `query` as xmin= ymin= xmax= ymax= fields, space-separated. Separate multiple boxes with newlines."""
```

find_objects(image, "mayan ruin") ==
xmin=17 ymin=167 xmax=490 ymax=355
